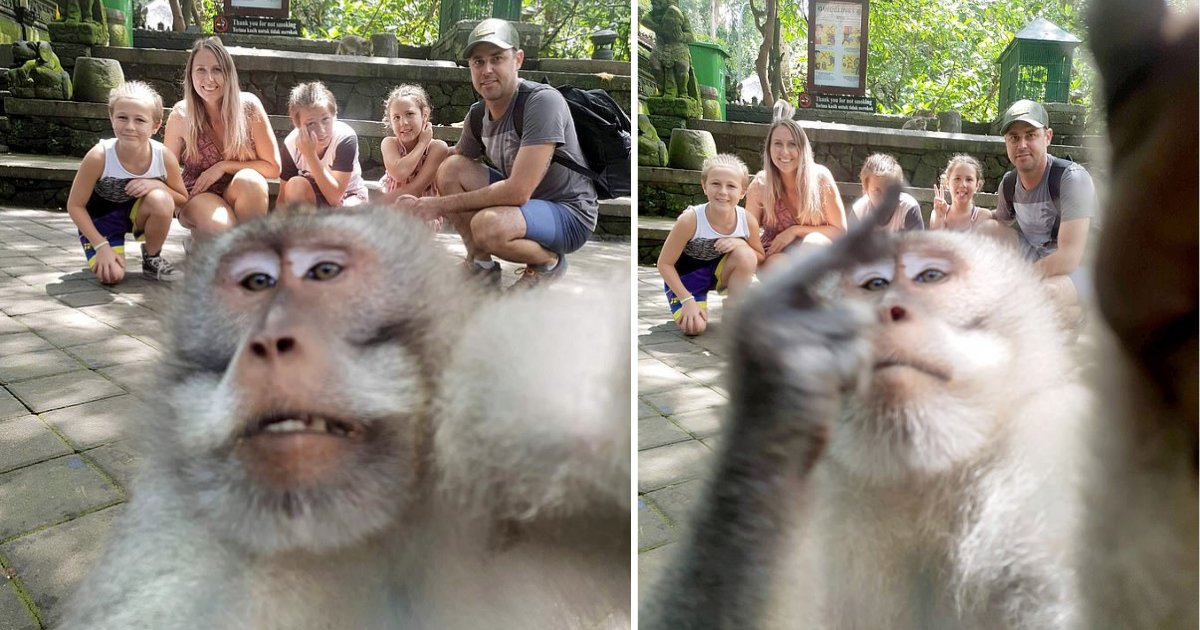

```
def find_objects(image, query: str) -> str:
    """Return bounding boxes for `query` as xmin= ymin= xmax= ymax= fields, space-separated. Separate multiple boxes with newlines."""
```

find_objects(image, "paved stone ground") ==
xmin=0 ymin=205 xmax=629 ymax=630
xmin=636 ymin=264 xmax=733 ymax=608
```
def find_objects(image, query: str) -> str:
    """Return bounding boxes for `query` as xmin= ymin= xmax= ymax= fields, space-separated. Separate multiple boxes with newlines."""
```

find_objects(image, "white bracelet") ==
xmin=679 ymin=295 xmax=696 ymax=304
xmin=92 ymin=240 xmax=110 ymax=250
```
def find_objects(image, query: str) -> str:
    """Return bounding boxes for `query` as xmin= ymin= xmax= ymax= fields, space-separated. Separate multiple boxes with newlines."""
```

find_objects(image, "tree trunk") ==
xmin=169 ymin=0 xmax=184 ymax=31
xmin=750 ymin=0 xmax=777 ymax=106
xmin=710 ymin=0 xmax=719 ymax=38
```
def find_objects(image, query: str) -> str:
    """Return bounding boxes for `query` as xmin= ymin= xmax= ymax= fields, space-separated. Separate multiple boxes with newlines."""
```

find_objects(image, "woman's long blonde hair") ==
xmin=760 ymin=100 xmax=822 ymax=229
xmin=179 ymin=37 xmax=255 ymax=162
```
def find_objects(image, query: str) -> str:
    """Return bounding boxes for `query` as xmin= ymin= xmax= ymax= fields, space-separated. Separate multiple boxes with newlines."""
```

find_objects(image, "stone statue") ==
xmin=7 ymin=42 xmax=72 ymax=100
xmin=642 ymin=0 xmax=699 ymax=100
xmin=637 ymin=114 xmax=668 ymax=167
xmin=49 ymin=0 xmax=110 ymax=45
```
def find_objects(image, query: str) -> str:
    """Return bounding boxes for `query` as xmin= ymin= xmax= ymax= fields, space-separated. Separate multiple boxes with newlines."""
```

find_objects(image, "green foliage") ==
xmin=529 ymin=0 xmax=631 ymax=60
xmin=288 ymin=0 xmax=438 ymax=41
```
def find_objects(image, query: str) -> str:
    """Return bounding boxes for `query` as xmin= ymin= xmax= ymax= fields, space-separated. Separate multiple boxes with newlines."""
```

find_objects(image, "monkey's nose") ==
xmin=883 ymin=305 xmax=907 ymax=322
xmin=249 ymin=335 xmax=297 ymax=359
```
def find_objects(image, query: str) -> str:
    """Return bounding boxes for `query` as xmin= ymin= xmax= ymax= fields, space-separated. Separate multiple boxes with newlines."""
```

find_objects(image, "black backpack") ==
xmin=467 ymin=81 xmax=631 ymax=199
xmin=999 ymin=154 xmax=1074 ymax=240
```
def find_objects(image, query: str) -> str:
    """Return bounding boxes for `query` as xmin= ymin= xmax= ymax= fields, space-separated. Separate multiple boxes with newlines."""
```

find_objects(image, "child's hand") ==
xmin=932 ymin=183 xmax=950 ymax=216
xmin=715 ymin=237 xmax=745 ymax=254
xmin=677 ymin=299 xmax=707 ymax=336
xmin=419 ymin=122 xmax=433 ymax=146
xmin=92 ymin=245 xmax=125 ymax=285
xmin=125 ymin=178 xmax=165 ymax=198
xmin=296 ymin=127 xmax=320 ymax=158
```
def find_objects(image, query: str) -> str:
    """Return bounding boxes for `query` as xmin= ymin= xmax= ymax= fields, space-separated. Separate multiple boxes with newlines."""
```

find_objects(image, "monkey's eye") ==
xmin=914 ymin=269 xmax=947 ymax=284
xmin=306 ymin=261 xmax=343 ymax=281
xmin=240 ymin=273 xmax=276 ymax=291
xmin=860 ymin=277 xmax=889 ymax=291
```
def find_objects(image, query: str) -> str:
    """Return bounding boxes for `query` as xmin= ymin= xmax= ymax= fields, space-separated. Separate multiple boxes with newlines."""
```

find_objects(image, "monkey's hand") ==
xmin=725 ymin=187 xmax=895 ymax=473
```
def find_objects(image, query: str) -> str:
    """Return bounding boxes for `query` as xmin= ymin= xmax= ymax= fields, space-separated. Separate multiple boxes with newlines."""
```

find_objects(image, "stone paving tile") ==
xmin=645 ymin=480 xmax=705 ymax=531
xmin=13 ymin=310 xmax=118 ymax=348
xmin=0 ymin=333 xmax=55 ymax=357
xmin=64 ymin=336 xmax=160 ymax=371
xmin=638 ymin=415 xmax=691 ymax=451
xmin=0 ymin=316 xmax=29 ymax=335
xmin=0 ymin=416 xmax=73 ymax=475
xmin=2 ymin=298 xmax=70 ymax=317
xmin=670 ymin=406 xmax=724 ymax=441
xmin=81 ymin=442 xmax=140 ymax=489
xmin=638 ymin=358 xmax=693 ymax=395
xmin=43 ymin=279 xmax=101 ymax=297
xmin=96 ymin=361 xmax=157 ymax=400
xmin=0 ymin=455 xmax=123 ymax=541
xmin=640 ymin=383 xmax=727 ymax=417
xmin=636 ymin=543 xmax=675 ymax=606
xmin=638 ymin=440 xmax=714 ymax=493
xmin=54 ymin=290 xmax=120 ymax=309
xmin=39 ymin=395 xmax=149 ymax=451
xmin=637 ymin=399 xmax=659 ymax=419
xmin=637 ymin=496 xmax=675 ymax=551
xmin=0 ymin=505 xmax=125 ymax=627
xmin=7 ymin=371 xmax=125 ymax=415
xmin=654 ymin=350 xmax=725 ymax=372
xmin=0 ymin=581 xmax=41 ymax=630
xmin=0 ymin=389 xmax=31 ymax=422
xmin=0 ymin=349 xmax=85 ymax=384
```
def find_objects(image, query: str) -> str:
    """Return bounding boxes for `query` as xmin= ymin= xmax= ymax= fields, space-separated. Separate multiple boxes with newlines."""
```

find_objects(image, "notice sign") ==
xmin=803 ymin=93 xmax=876 ymax=113
xmin=808 ymin=0 xmax=869 ymax=96
xmin=214 ymin=15 xmax=300 ymax=36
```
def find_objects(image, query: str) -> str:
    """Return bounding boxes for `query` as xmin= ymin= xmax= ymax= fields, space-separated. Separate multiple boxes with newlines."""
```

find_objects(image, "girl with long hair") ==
xmin=163 ymin=36 xmax=280 ymax=238
xmin=744 ymin=101 xmax=846 ymax=269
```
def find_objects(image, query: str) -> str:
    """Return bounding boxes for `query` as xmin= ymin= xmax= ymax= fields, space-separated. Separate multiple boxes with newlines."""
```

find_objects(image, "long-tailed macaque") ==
xmin=60 ymin=208 xmax=631 ymax=629
xmin=647 ymin=0 xmax=1197 ymax=626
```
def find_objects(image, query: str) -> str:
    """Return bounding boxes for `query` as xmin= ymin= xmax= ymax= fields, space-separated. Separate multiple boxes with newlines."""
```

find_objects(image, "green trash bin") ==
xmin=101 ymin=0 xmax=132 ymax=46
xmin=688 ymin=40 xmax=730 ymax=120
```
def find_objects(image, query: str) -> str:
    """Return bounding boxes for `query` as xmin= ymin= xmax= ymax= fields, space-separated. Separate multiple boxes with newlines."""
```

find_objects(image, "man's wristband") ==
xmin=679 ymin=295 xmax=696 ymax=305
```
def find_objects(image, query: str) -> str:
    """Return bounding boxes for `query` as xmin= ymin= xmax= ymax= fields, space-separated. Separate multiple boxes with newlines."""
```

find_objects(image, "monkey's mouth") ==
xmin=244 ymin=413 xmax=364 ymax=439
xmin=873 ymin=359 xmax=951 ymax=381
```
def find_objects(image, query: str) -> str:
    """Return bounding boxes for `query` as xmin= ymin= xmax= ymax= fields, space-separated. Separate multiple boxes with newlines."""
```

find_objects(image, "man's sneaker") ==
xmin=142 ymin=253 xmax=182 ymax=282
xmin=463 ymin=260 xmax=501 ymax=288
xmin=511 ymin=254 xmax=568 ymax=290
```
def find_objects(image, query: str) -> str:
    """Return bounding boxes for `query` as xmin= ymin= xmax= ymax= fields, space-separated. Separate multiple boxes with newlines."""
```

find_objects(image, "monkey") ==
xmin=645 ymin=0 xmax=1198 ymax=626
xmin=59 ymin=207 xmax=631 ymax=629
xmin=335 ymin=34 xmax=373 ymax=57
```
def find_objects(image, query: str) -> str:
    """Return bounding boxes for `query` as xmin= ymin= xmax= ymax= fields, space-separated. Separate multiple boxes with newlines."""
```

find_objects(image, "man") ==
xmin=393 ymin=19 xmax=598 ymax=288
xmin=993 ymin=99 xmax=1095 ymax=323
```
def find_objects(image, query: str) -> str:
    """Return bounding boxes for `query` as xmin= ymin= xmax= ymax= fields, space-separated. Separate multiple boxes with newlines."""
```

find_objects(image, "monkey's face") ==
xmin=829 ymin=233 xmax=1066 ymax=479
xmin=157 ymin=210 xmax=459 ymax=554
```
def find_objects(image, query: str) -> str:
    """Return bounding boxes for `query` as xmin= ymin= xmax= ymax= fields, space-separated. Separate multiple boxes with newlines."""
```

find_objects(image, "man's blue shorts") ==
xmin=487 ymin=168 xmax=590 ymax=254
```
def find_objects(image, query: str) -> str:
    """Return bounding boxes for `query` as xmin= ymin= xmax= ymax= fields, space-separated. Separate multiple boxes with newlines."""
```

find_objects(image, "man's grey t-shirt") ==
xmin=994 ymin=155 xmax=1095 ymax=261
xmin=456 ymin=80 xmax=599 ymax=231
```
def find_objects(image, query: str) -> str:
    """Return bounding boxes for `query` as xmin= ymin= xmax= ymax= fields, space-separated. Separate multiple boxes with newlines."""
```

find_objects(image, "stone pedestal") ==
xmin=370 ymin=33 xmax=398 ymax=58
xmin=72 ymin=57 xmax=124 ymax=103
xmin=646 ymin=96 xmax=701 ymax=120
xmin=938 ymin=110 xmax=962 ymax=134
xmin=667 ymin=128 xmax=716 ymax=170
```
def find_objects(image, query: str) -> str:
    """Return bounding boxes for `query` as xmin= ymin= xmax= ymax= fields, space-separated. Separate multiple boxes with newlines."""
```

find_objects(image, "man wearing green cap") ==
xmin=392 ymin=18 xmax=598 ymax=289
xmin=994 ymin=98 xmax=1095 ymax=321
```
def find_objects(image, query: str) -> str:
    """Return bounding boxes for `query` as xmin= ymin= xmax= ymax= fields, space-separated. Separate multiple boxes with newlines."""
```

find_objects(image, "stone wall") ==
xmin=85 ymin=45 xmax=632 ymax=124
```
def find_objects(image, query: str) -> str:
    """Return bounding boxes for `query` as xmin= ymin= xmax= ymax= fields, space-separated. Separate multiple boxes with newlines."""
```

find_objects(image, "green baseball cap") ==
xmin=463 ymin=19 xmax=520 ymax=59
xmin=999 ymin=99 xmax=1049 ymax=134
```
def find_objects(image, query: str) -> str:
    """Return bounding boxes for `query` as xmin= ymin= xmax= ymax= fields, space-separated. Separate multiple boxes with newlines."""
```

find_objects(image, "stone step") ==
xmin=0 ymin=152 xmax=631 ymax=238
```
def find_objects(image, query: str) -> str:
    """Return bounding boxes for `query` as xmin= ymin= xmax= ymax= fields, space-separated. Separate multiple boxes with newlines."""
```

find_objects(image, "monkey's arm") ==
xmin=649 ymin=198 xmax=893 ymax=629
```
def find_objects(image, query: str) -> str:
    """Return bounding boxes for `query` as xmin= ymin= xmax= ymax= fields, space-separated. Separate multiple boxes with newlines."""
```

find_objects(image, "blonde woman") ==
xmin=163 ymin=37 xmax=280 ymax=238
xmin=744 ymin=101 xmax=846 ymax=269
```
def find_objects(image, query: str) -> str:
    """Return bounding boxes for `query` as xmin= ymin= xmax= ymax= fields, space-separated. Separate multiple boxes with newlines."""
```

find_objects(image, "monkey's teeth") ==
xmin=310 ymin=418 xmax=328 ymax=433
xmin=265 ymin=419 xmax=308 ymax=433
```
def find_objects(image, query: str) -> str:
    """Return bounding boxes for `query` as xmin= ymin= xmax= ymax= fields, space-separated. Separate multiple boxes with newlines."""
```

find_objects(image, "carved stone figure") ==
xmin=642 ymin=0 xmax=699 ymax=100
xmin=7 ymin=42 xmax=72 ymax=100
xmin=48 ymin=0 xmax=110 ymax=45
xmin=637 ymin=114 xmax=668 ymax=166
